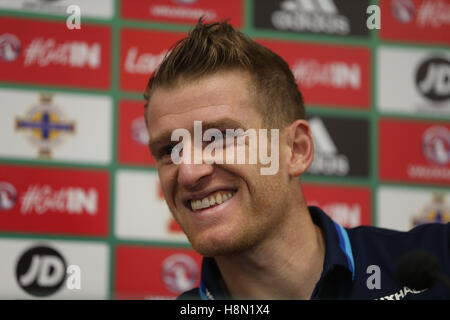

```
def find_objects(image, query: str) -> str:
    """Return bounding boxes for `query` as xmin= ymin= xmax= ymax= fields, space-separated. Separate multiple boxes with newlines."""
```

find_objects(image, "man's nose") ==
xmin=177 ymin=162 xmax=214 ymax=188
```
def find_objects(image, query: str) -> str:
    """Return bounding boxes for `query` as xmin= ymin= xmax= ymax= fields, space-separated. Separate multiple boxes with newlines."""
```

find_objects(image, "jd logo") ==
xmin=416 ymin=57 xmax=450 ymax=102
xmin=16 ymin=245 xmax=80 ymax=297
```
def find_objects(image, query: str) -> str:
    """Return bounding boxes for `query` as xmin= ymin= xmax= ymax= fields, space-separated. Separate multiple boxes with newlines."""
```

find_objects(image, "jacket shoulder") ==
xmin=347 ymin=222 xmax=450 ymax=248
xmin=176 ymin=287 xmax=201 ymax=300
xmin=347 ymin=223 xmax=450 ymax=269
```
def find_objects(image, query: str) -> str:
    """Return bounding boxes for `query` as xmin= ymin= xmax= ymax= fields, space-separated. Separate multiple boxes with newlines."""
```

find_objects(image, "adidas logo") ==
xmin=308 ymin=117 xmax=350 ymax=176
xmin=271 ymin=0 xmax=350 ymax=34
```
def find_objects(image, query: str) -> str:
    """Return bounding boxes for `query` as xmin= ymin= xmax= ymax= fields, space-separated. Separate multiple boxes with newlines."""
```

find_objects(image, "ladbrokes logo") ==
xmin=120 ymin=29 xmax=183 ymax=92
xmin=293 ymin=59 xmax=361 ymax=90
xmin=20 ymin=184 xmax=98 ymax=215
xmin=416 ymin=56 xmax=450 ymax=103
xmin=16 ymin=245 xmax=67 ymax=297
xmin=23 ymin=37 xmax=101 ymax=69
xmin=124 ymin=47 xmax=166 ymax=75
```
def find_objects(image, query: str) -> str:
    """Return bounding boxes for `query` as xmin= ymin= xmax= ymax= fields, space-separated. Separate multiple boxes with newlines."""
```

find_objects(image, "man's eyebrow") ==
xmin=148 ymin=131 xmax=172 ymax=156
xmin=202 ymin=118 xmax=248 ymax=132
xmin=148 ymin=118 xmax=248 ymax=154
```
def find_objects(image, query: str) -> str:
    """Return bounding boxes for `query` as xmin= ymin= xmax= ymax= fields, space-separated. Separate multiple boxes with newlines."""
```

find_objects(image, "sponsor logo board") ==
xmin=380 ymin=0 xmax=450 ymax=46
xmin=118 ymin=100 xmax=155 ymax=166
xmin=379 ymin=118 xmax=450 ymax=185
xmin=121 ymin=0 xmax=243 ymax=27
xmin=0 ymin=238 xmax=109 ymax=299
xmin=253 ymin=0 xmax=370 ymax=37
xmin=304 ymin=183 xmax=371 ymax=228
xmin=307 ymin=115 xmax=370 ymax=178
xmin=0 ymin=88 xmax=112 ymax=164
xmin=257 ymin=39 xmax=371 ymax=109
xmin=0 ymin=16 xmax=110 ymax=89
xmin=120 ymin=28 xmax=184 ymax=92
xmin=115 ymin=170 xmax=187 ymax=243
xmin=115 ymin=246 xmax=201 ymax=299
xmin=378 ymin=46 xmax=450 ymax=116
xmin=0 ymin=0 xmax=114 ymax=19
xmin=0 ymin=164 xmax=109 ymax=236
xmin=377 ymin=186 xmax=449 ymax=231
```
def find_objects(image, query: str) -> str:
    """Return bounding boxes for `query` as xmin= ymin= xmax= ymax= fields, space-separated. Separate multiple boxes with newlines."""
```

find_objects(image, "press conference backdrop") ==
xmin=0 ymin=0 xmax=448 ymax=299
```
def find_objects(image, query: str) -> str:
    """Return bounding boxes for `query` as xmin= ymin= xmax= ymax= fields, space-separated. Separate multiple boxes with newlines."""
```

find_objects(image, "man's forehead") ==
xmin=150 ymin=90 xmax=233 ymax=120
xmin=148 ymin=70 xmax=255 ymax=115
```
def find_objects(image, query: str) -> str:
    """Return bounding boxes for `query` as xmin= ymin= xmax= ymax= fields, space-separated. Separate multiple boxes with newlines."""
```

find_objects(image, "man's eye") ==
xmin=217 ymin=131 xmax=237 ymax=142
xmin=160 ymin=145 xmax=174 ymax=157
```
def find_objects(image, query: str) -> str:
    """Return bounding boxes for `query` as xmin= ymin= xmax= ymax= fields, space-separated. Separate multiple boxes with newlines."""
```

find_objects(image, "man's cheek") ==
xmin=157 ymin=168 xmax=174 ymax=195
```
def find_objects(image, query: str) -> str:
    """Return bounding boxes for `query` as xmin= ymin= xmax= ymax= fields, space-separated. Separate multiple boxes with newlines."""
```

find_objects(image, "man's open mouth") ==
xmin=189 ymin=190 xmax=236 ymax=211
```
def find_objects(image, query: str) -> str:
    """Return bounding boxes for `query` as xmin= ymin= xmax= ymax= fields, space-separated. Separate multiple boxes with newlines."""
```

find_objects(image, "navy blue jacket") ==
xmin=178 ymin=206 xmax=450 ymax=300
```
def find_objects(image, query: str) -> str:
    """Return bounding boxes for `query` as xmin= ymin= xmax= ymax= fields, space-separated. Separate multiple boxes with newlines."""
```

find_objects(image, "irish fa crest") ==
xmin=412 ymin=193 xmax=450 ymax=227
xmin=15 ymin=94 xmax=75 ymax=158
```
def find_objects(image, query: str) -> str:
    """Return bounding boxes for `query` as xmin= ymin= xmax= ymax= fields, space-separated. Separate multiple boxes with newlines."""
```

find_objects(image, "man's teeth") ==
xmin=191 ymin=191 xmax=234 ymax=211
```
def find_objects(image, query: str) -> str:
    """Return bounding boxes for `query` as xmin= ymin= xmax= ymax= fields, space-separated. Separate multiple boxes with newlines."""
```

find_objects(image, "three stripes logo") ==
xmin=271 ymin=0 xmax=350 ymax=34
xmin=308 ymin=117 xmax=350 ymax=176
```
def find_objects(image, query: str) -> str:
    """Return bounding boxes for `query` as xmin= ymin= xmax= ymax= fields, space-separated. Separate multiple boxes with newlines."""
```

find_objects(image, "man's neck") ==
xmin=214 ymin=206 xmax=326 ymax=300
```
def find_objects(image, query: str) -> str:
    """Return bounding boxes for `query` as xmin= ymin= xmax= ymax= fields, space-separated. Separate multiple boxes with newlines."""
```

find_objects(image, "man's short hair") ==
xmin=144 ymin=18 xmax=306 ymax=128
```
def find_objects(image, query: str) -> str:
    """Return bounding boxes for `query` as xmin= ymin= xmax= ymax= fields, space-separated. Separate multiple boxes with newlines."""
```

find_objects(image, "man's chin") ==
xmin=188 ymin=232 xmax=254 ymax=257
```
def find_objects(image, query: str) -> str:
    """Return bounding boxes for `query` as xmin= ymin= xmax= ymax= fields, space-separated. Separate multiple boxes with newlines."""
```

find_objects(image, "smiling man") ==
xmin=144 ymin=20 xmax=449 ymax=300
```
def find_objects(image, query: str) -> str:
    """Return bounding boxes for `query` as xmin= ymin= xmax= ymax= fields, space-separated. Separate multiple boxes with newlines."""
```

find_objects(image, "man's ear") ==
xmin=285 ymin=119 xmax=314 ymax=177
